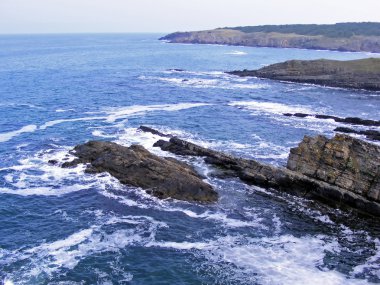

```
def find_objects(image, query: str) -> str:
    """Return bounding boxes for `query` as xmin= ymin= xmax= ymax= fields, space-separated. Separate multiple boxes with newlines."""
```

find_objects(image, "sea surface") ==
xmin=0 ymin=34 xmax=380 ymax=285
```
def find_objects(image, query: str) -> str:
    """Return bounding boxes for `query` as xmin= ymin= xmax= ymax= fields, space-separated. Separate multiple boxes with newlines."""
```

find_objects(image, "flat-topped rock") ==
xmin=228 ymin=58 xmax=380 ymax=91
xmin=62 ymin=141 xmax=217 ymax=202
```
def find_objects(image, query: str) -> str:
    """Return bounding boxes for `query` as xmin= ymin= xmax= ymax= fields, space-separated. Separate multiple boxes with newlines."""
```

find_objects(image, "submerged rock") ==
xmin=62 ymin=141 xmax=217 ymax=202
xmin=148 ymin=129 xmax=380 ymax=216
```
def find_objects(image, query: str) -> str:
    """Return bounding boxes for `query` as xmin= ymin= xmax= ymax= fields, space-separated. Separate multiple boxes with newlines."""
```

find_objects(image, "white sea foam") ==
xmin=104 ymin=103 xmax=210 ymax=123
xmin=39 ymin=116 xmax=106 ymax=130
xmin=197 ymin=234 xmax=368 ymax=285
xmin=225 ymin=50 xmax=248 ymax=55
xmin=0 ymin=125 xmax=37 ymax=143
xmin=139 ymin=75 xmax=267 ymax=90
xmin=4 ymin=215 xmax=164 ymax=281
xmin=0 ymin=147 xmax=96 ymax=197
xmin=229 ymin=100 xmax=315 ymax=115
xmin=353 ymin=238 xmax=380 ymax=279
xmin=55 ymin=108 xmax=75 ymax=113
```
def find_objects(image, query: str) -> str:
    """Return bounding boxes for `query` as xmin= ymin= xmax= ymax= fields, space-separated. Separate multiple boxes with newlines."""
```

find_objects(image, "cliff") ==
xmin=227 ymin=58 xmax=380 ymax=91
xmin=160 ymin=23 xmax=380 ymax=53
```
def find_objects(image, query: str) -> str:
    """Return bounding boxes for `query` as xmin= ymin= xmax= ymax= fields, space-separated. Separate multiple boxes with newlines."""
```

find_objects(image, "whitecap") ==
xmin=3 ymin=215 xmax=163 ymax=281
xmin=103 ymin=102 xmax=210 ymax=123
xmin=229 ymin=100 xmax=315 ymax=115
xmin=0 ymin=125 xmax=37 ymax=143
xmin=39 ymin=116 xmax=106 ymax=130
xmin=225 ymin=50 xmax=248 ymax=55
xmin=140 ymin=75 xmax=267 ymax=90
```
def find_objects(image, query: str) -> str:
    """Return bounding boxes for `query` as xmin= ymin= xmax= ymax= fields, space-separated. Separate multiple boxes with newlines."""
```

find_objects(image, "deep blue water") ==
xmin=0 ymin=34 xmax=380 ymax=285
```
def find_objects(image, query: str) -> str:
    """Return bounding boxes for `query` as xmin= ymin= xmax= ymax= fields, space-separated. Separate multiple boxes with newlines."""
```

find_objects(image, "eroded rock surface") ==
xmin=287 ymin=134 xmax=380 ymax=202
xmin=63 ymin=141 xmax=217 ymax=202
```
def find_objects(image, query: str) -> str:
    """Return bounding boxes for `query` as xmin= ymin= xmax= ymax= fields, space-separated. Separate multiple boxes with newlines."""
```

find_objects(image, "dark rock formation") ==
xmin=227 ymin=58 xmax=380 ymax=91
xmin=161 ymin=23 xmax=380 ymax=53
xmin=334 ymin=127 xmax=380 ymax=141
xmin=138 ymin=126 xmax=173 ymax=138
xmin=283 ymin=113 xmax=380 ymax=127
xmin=62 ymin=141 xmax=217 ymax=202
xmin=148 ymin=130 xmax=380 ymax=216
xmin=287 ymin=134 xmax=380 ymax=202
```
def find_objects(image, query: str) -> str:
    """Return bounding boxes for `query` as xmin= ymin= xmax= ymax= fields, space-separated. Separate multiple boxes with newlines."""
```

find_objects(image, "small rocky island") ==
xmin=161 ymin=22 xmax=380 ymax=53
xmin=60 ymin=128 xmax=380 ymax=217
xmin=61 ymin=141 xmax=217 ymax=202
xmin=227 ymin=58 xmax=380 ymax=91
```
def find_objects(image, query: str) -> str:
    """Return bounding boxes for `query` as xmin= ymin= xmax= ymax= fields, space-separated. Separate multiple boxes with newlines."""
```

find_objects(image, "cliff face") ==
xmin=288 ymin=134 xmax=380 ymax=202
xmin=227 ymin=58 xmax=380 ymax=91
xmin=160 ymin=28 xmax=380 ymax=53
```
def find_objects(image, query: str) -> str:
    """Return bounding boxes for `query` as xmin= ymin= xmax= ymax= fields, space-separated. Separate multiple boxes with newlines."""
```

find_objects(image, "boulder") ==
xmin=62 ymin=141 xmax=217 ymax=202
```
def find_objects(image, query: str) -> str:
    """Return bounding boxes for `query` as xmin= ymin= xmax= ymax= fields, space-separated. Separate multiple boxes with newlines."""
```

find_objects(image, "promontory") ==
xmin=227 ymin=58 xmax=380 ymax=91
xmin=160 ymin=22 xmax=380 ymax=53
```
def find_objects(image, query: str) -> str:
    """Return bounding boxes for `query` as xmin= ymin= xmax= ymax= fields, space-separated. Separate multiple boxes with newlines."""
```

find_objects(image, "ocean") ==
xmin=0 ymin=33 xmax=379 ymax=284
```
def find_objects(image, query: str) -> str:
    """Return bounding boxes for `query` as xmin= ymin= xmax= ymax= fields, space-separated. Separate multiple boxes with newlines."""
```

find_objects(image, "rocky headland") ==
xmin=227 ymin=58 xmax=380 ymax=91
xmin=160 ymin=22 xmax=380 ymax=53
xmin=60 ymin=128 xmax=380 ymax=217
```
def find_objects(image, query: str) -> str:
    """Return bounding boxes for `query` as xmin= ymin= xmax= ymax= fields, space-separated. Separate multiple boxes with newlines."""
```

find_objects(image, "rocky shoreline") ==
xmin=227 ymin=58 xmax=380 ymax=91
xmin=59 ymin=127 xmax=380 ymax=217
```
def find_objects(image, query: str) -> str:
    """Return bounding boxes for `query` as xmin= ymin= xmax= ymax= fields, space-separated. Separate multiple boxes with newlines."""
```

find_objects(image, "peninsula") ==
xmin=227 ymin=58 xmax=380 ymax=91
xmin=160 ymin=22 xmax=380 ymax=53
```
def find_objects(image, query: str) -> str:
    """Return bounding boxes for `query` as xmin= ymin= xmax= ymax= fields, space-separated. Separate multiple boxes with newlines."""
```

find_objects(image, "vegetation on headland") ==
xmin=227 ymin=22 xmax=380 ymax=38
xmin=160 ymin=22 xmax=380 ymax=53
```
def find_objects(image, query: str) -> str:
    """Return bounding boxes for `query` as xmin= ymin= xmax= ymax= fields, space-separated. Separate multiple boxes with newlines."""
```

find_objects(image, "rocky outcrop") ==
xmin=287 ymin=134 xmax=380 ymax=202
xmin=334 ymin=127 xmax=380 ymax=141
xmin=62 ymin=141 xmax=217 ymax=202
xmin=280 ymin=113 xmax=380 ymax=141
xmin=149 ymin=131 xmax=380 ymax=216
xmin=227 ymin=58 xmax=380 ymax=91
xmin=161 ymin=25 xmax=380 ymax=53
xmin=283 ymin=113 xmax=380 ymax=127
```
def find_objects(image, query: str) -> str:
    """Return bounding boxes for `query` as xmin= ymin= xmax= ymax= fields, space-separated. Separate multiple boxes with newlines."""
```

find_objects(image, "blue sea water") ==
xmin=0 ymin=33 xmax=380 ymax=285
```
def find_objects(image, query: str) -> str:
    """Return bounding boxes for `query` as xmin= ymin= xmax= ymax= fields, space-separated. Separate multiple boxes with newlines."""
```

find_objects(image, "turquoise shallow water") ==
xmin=0 ymin=34 xmax=380 ymax=284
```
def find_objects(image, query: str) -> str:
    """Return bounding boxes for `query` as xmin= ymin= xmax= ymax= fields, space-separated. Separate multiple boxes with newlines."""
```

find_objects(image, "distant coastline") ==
xmin=160 ymin=22 xmax=380 ymax=53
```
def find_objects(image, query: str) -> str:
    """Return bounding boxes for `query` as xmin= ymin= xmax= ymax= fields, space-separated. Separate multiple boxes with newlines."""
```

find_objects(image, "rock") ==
xmin=228 ymin=58 xmax=380 ymax=91
xmin=283 ymin=113 xmax=380 ymax=128
xmin=293 ymin=113 xmax=310 ymax=118
xmin=287 ymin=134 xmax=380 ymax=202
xmin=167 ymin=68 xmax=185 ymax=72
xmin=48 ymin=159 xmax=58 ymax=165
xmin=138 ymin=126 xmax=173 ymax=138
xmin=146 ymin=128 xmax=380 ymax=216
xmin=63 ymin=141 xmax=217 ymax=202
xmin=334 ymin=127 xmax=380 ymax=141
